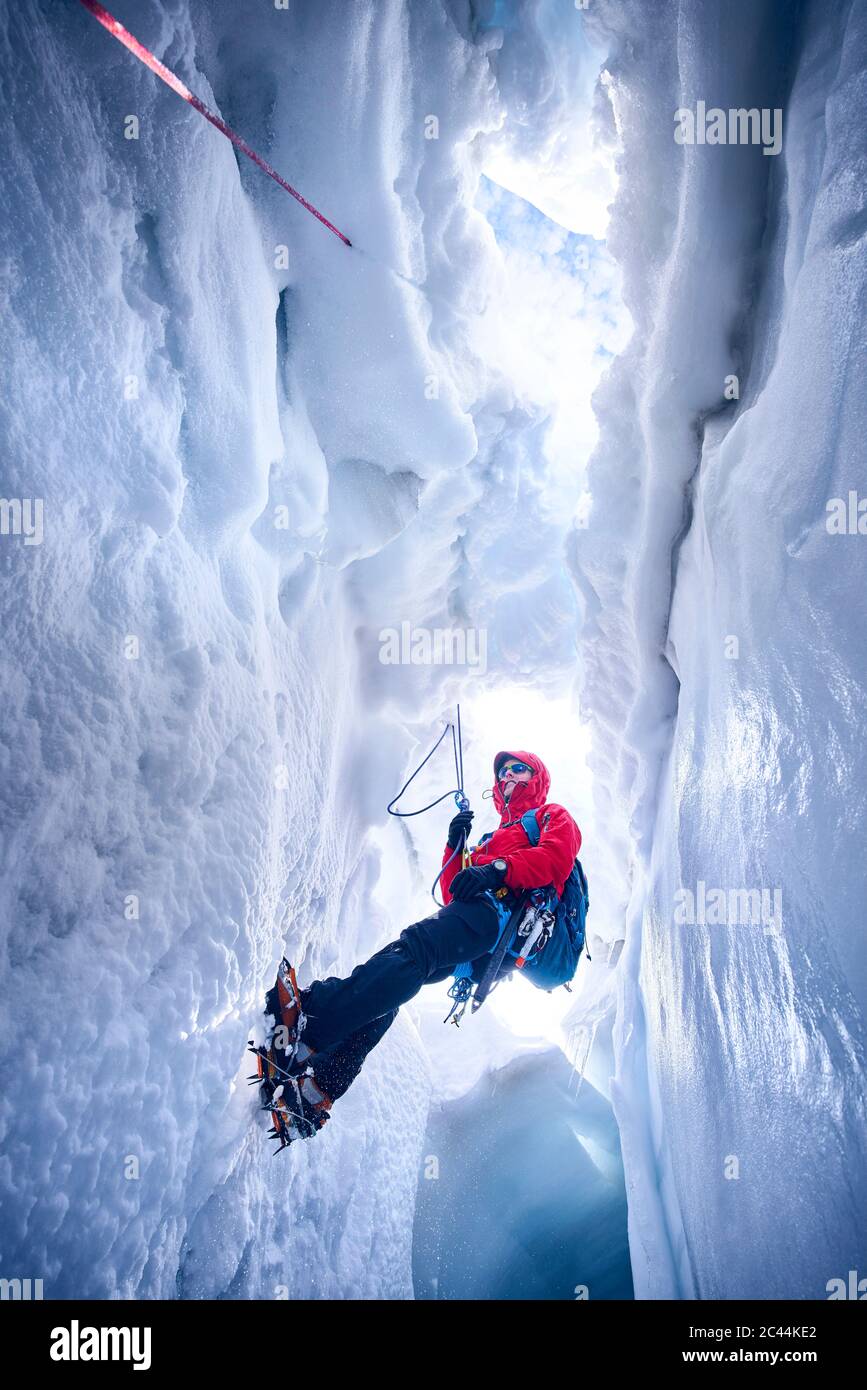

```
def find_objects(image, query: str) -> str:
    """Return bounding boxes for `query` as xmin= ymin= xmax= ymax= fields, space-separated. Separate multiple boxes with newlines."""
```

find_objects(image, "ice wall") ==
xmin=0 ymin=0 xmax=430 ymax=1300
xmin=575 ymin=0 xmax=867 ymax=1297
xmin=0 ymin=0 xmax=611 ymax=1299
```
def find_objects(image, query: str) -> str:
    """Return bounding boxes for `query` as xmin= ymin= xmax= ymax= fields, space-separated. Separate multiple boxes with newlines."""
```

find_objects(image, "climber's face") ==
xmin=498 ymin=759 xmax=534 ymax=803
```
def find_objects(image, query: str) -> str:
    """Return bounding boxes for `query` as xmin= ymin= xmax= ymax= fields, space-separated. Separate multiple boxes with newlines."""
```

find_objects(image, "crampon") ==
xmin=247 ymin=958 xmax=332 ymax=1153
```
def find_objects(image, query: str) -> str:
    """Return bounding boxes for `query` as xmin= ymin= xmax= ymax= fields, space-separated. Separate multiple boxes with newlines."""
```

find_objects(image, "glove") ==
xmin=450 ymin=862 xmax=507 ymax=902
xmin=446 ymin=809 xmax=474 ymax=849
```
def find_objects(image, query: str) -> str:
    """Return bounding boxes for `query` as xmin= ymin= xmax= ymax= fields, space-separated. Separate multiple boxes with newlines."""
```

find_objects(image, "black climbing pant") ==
xmin=299 ymin=897 xmax=504 ymax=1102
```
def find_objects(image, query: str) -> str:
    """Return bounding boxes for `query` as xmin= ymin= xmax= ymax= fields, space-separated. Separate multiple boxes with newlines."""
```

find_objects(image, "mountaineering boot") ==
xmin=250 ymin=960 xmax=314 ymax=1098
xmin=266 ymin=1073 xmax=332 ymax=1152
xmin=248 ymin=958 xmax=333 ymax=1151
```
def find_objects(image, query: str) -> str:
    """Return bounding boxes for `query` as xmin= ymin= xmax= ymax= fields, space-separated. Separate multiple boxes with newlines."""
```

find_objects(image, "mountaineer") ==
xmin=251 ymin=750 xmax=584 ymax=1150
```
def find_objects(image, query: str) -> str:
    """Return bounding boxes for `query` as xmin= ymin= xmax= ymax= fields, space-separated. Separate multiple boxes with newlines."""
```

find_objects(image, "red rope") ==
xmin=78 ymin=0 xmax=352 ymax=246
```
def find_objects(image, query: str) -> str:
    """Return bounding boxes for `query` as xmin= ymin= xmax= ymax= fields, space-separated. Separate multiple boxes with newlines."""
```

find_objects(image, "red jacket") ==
xmin=440 ymin=749 xmax=581 ymax=904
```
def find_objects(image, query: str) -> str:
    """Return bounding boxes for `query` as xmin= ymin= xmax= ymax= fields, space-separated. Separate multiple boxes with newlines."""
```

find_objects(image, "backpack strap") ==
xmin=574 ymin=858 xmax=589 ymax=906
xmin=518 ymin=809 xmax=592 ymax=976
xmin=519 ymin=808 xmax=563 ymax=913
xmin=520 ymin=808 xmax=541 ymax=846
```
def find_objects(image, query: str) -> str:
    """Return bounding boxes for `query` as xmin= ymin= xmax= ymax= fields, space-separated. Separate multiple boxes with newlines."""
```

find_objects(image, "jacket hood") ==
xmin=492 ymin=749 xmax=550 ymax=823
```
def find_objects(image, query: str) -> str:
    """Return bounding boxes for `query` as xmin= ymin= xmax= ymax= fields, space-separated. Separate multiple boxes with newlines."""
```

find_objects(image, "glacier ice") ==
xmin=0 ymin=0 xmax=864 ymax=1304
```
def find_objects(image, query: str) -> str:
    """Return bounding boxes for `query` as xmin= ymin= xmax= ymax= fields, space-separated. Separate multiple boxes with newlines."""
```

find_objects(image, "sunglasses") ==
xmin=498 ymin=761 xmax=533 ymax=780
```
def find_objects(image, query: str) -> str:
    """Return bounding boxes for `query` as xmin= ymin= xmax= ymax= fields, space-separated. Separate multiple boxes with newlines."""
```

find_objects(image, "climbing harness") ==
xmin=77 ymin=0 xmax=352 ymax=246
xmin=443 ymin=894 xmax=525 ymax=1025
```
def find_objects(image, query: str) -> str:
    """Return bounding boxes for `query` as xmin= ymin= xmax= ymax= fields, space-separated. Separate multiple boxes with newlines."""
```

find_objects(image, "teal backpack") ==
xmin=514 ymin=809 xmax=590 ymax=990
xmin=470 ymin=808 xmax=590 ymax=991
